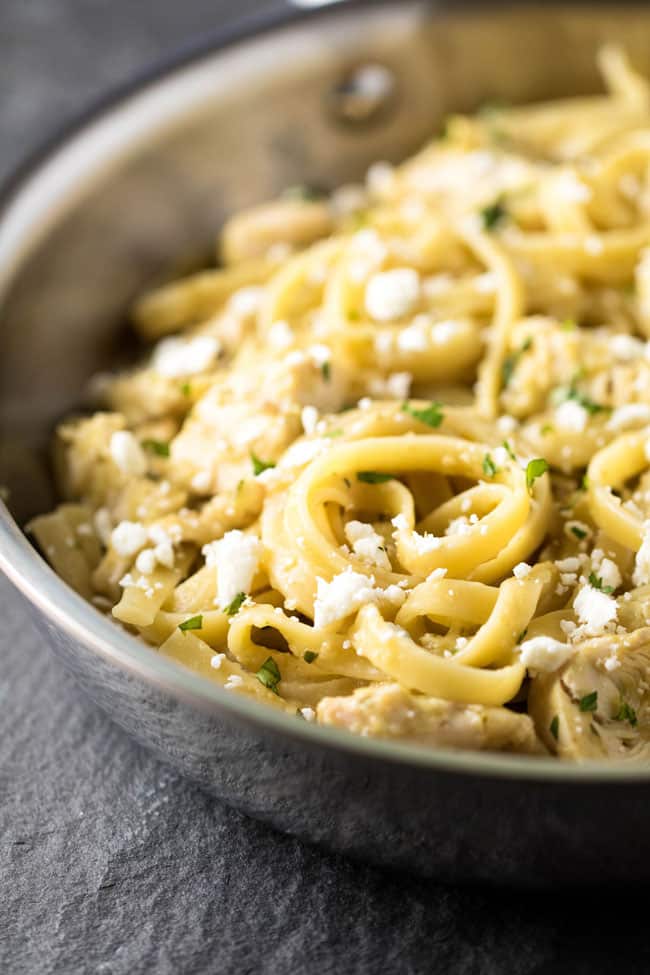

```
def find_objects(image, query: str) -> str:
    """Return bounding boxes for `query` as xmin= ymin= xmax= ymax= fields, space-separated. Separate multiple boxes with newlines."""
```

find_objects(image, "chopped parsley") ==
xmin=179 ymin=614 xmax=203 ymax=632
xmin=501 ymin=337 xmax=533 ymax=388
xmin=357 ymin=471 xmax=394 ymax=484
xmin=225 ymin=592 xmax=246 ymax=616
xmin=502 ymin=440 xmax=517 ymax=461
xmin=321 ymin=361 xmax=331 ymax=382
xmin=480 ymin=198 xmax=507 ymax=231
xmin=142 ymin=439 xmax=170 ymax=458
xmin=516 ymin=628 xmax=528 ymax=645
xmin=251 ymin=453 xmax=276 ymax=476
xmin=561 ymin=318 xmax=576 ymax=331
xmin=613 ymin=698 xmax=638 ymax=727
xmin=540 ymin=424 xmax=554 ymax=436
xmin=256 ymin=656 xmax=281 ymax=695
xmin=570 ymin=525 xmax=588 ymax=540
xmin=588 ymin=572 xmax=614 ymax=595
xmin=303 ymin=651 xmax=319 ymax=664
xmin=482 ymin=453 xmax=498 ymax=478
xmin=580 ymin=473 xmax=590 ymax=491
xmin=550 ymin=715 xmax=560 ymax=740
xmin=578 ymin=690 xmax=598 ymax=713
xmin=555 ymin=380 xmax=610 ymax=416
xmin=180 ymin=382 xmax=192 ymax=397
xmin=325 ymin=428 xmax=343 ymax=438
xmin=401 ymin=401 xmax=444 ymax=428
xmin=525 ymin=457 xmax=549 ymax=492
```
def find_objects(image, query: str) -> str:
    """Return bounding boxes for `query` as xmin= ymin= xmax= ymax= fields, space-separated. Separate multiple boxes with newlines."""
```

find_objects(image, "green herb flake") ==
xmin=556 ymin=381 xmax=611 ymax=417
xmin=561 ymin=318 xmax=577 ymax=331
xmin=614 ymin=698 xmax=638 ymax=727
xmin=321 ymin=361 xmax=331 ymax=383
xmin=256 ymin=656 xmax=281 ymax=695
xmin=401 ymin=401 xmax=444 ymax=429
xmin=179 ymin=614 xmax=203 ymax=632
xmin=588 ymin=572 xmax=614 ymax=595
xmin=357 ymin=471 xmax=394 ymax=484
xmin=540 ymin=424 xmax=554 ymax=436
xmin=225 ymin=592 xmax=246 ymax=616
xmin=549 ymin=715 xmax=559 ymax=741
xmin=303 ymin=651 xmax=319 ymax=664
xmin=502 ymin=440 xmax=517 ymax=461
xmin=526 ymin=458 xmax=549 ymax=493
xmin=580 ymin=473 xmax=590 ymax=491
xmin=142 ymin=439 xmax=170 ymax=458
xmin=516 ymin=628 xmax=528 ymax=645
xmin=180 ymin=382 xmax=192 ymax=397
xmin=251 ymin=453 xmax=276 ymax=476
xmin=325 ymin=428 xmax=344 ymax=438
xmin=480 ymin=198 xmax=507 ymax=231
xmin=570 ymin=525 xmax=588 ymax=540
xmin=501 ymin=337 xmax=533 ymax=388
xmin=482 ymin=453 xmax=498 ymax=478
xmin=579 ymin=690 xmax=598 ymax=713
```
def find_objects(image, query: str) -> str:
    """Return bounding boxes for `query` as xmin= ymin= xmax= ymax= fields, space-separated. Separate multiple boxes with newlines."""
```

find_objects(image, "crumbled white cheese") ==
xmin=224 ymin=674 xmax=244 ymax=690
xmin=518 ymin=636 xmax=576 ymax=673
xmin=604 ymin=654 xmax=620 ymax=672
xmin=397 ymin=322 xmax=428 ymax=352
xmin=109 ymin=431 xmax=147 ymax=477
xmin=366 ymin=160 xmax=395 ymax=195
xmin=202 ymin=530 xmax=262 ymax=609
xmin=268 ymin=320 xmax=295 ymax=349
xmin=313 ymin=569 xmax=398 ymax=629
xmin=609 ymin=333 xmax=646 ymax=362
xmin=152 ymin=335 xmax=220 ymax=377
xmin=210 ymin=653 xmax=226 ymax=670
xmin=365 ymin=268 xmax=420 ymax=321
xmin=446 ymin=516 xmax=473 ymax=537
xmin=314 ymin=570 xmax=379 ymax=628
xmin=279 ymin=438 xmax=327 ymax=469
xmin=391 ymin=513 xmax=409 ymax=532
xmin=344 ymin=520 xmax=391 ymax=570
xmin=497 ymin=414 xmax=518 ymax=435
xmin=111 ymin=520 xmax=148 ymax=557
xmin=191 ymin=470 xmax=212 ymax=493
xmin=513 ymin=562 xmax=531 ymax=579
xmin=301 ymin=405 xmax=320 ymax=436
xmin=300 ymin=706 xmax=316 ymax=722
xmin=369 ymin=372 xmax=413 ymax=400
xmin=409 ymin=531 xmax=442 ymax=554
xmin=554 ymin=171 xmax=591 ymax=204
xmin=554 ymin=399 xmax=589 ymax=433
xmin=573 ymin=585 xmax=618 ymax=636
xmin=607 ymin=403 xmax=650 ymax=431
xmin=597 ymin=557 xmax=622 ymax=592
xmin=228 ymin=286 xmax=264 ymax=317
xmin=135 ymin=548 xmax=157 ymax=575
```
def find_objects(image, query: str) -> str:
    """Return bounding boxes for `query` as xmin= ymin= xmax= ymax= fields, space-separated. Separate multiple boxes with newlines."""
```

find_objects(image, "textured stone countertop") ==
xmin=2 ymin=2 xmax=650 ymax=972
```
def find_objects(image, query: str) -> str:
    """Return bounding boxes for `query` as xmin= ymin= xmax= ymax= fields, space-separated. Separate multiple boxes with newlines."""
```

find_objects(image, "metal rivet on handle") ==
xmin=326 ymin=63 xmax=397 ymax=127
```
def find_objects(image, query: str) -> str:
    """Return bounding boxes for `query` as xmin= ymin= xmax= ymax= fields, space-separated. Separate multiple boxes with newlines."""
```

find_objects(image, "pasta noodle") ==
xmin=30 ymin=47 xmax=650 ymax=759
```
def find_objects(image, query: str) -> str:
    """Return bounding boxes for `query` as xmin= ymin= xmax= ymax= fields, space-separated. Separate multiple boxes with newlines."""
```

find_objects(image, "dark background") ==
xmin=1 ymin=2 xmax=649 ymax=973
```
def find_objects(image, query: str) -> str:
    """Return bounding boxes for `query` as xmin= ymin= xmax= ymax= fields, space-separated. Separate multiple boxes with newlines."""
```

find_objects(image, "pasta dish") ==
xmin=31 ymin=47 xmax=650 ymax=760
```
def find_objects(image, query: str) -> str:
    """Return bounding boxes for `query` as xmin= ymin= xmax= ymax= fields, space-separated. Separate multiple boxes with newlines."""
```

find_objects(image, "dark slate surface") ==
xmin=2 ymin=2 xmax=650 ymax=973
